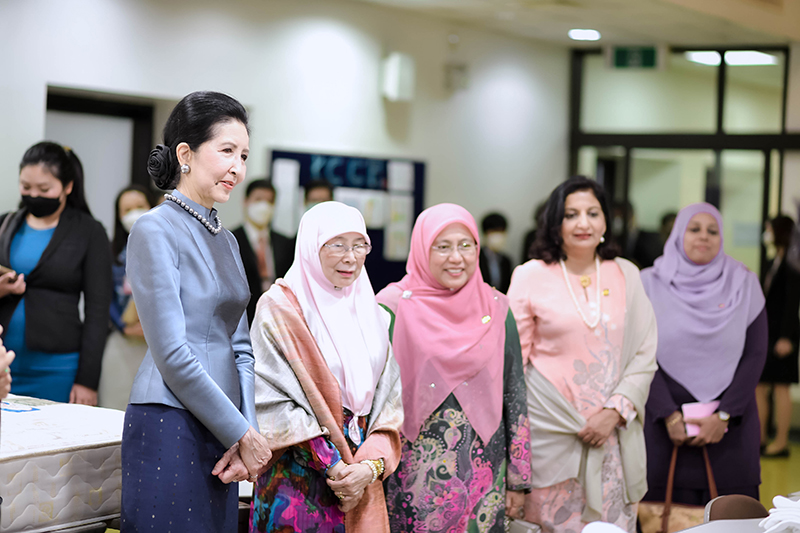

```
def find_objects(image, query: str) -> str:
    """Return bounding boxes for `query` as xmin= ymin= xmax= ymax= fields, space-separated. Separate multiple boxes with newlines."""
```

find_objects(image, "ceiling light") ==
xmin=685 ymin=51 xmax=721 ymax=66
xmin=724 ymin=51 xmax=778 ymax=66
xmin=568 ymin=29 xmax=601 ymax=41
xmin=685 ymin=50 xmax=778 ymax=67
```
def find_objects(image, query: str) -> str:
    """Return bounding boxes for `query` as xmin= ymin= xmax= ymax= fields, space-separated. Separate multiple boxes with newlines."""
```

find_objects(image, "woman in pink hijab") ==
xmin=377 ymin=203 xmax=532 ymax=533
xmin=249 ymin=202 xmax=403 ymax=533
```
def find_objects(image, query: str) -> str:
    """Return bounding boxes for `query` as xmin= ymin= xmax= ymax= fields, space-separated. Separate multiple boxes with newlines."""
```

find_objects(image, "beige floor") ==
xmin=760 ymin=441 xmax=800 ymax=509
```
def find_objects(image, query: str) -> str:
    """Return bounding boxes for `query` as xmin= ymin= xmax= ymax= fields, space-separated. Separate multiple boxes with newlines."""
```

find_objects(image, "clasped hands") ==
xmin=577 ymin=407 xmax=623 ymax=448
xmin=326 ymin=460 xmax=375 ymax=513
xmin=212 ymin=426 xmax=272 ymax=484
xmin=665 ymin=411 xmax=728 ymax=447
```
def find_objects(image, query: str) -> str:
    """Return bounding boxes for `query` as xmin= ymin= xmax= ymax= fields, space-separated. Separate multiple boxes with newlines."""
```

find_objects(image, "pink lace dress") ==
xmin=508 ymin=259 xmax=636 ymax=533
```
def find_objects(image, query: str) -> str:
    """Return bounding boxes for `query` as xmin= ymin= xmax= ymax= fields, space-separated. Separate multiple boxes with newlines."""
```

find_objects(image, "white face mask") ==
xmin=247 ymin=201 xmax=274 ymax=227
xmin=485 ymin=232 xmax=508 ymax=253
xmin=121 ymin=208 xmax=148 ymax=233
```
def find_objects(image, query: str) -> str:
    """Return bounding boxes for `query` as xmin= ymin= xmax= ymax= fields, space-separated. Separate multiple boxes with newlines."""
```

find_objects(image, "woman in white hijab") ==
xmin=249 ymin=201 xmax=403 ymax=533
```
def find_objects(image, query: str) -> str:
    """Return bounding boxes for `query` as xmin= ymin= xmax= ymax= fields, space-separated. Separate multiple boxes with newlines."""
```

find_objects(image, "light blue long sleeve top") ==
xmin=126 ymin=190 xmax=257 ymax=448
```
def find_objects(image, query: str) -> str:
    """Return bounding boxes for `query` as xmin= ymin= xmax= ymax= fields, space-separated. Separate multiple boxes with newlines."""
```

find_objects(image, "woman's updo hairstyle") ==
xmin=19 ymin=141 xmax=92 ymax=215
xmin=530 ymin=175 xmax=619 ymax=264
xmin=148 ymin=91 xmax=249 ymax=189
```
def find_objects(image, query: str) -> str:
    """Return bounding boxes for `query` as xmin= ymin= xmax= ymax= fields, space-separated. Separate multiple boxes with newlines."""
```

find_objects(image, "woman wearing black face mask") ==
xmin=0 ymin=142 xmax=112 ymax=405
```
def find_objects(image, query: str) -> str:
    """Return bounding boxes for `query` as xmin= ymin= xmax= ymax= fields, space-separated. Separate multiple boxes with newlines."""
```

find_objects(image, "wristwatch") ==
xmin=717 ymin=410 xmax=730 ymax=422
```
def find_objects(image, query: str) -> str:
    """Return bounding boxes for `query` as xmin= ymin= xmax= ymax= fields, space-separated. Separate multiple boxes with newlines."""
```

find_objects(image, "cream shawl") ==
xmin=526 ymin=257 xmax=658 ymax=522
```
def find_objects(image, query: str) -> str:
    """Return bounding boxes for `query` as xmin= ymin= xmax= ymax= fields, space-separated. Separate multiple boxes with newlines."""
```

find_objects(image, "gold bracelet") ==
xmin=360 ymin=460 xmax=379 ymax=484
xmin=665 ymin=414 xmax=682 ymax=428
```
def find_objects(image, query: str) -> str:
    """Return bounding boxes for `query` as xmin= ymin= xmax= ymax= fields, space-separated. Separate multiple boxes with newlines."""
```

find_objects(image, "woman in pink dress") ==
xmin=508 ymin=177 xmax=658 ymax=533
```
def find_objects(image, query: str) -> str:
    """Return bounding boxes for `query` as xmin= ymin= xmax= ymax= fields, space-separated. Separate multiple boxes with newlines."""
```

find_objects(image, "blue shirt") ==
xmin=5 ymin=222 xmax=57 ymax=352
xmin=7 ymin=221 xmax=80 ymax=403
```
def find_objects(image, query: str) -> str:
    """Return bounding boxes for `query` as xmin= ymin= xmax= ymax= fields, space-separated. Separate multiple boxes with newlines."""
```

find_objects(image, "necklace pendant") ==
xmin=560 ymin=257 xmax=602 ymax=330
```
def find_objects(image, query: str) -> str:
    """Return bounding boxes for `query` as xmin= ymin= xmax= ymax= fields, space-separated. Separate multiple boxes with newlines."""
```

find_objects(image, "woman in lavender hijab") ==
xmin=640 ymin=202 xmax=767 ymax=505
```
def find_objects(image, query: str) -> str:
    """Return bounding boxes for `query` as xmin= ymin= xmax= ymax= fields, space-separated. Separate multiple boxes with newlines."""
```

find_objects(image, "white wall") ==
xmin=582 ymin=55 xmax=718 ymax=133
xmin=45 ymin=111 xmax=134 ymax=237
xmin=0 ymin=0 xmax=570 ymax=265
xmin=582 ymin=53 xmax=784 ymax=134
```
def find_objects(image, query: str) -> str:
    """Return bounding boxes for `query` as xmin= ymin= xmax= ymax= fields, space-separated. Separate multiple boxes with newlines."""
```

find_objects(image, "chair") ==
xmin=704 ymin=494 xmax=768 ymax=522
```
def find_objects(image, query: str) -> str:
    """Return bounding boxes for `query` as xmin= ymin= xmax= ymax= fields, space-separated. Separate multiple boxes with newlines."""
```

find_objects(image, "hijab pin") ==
xmin=402 ymin=290 xmax=413 ymax=299
xmin=482 ymin=315 xmax=491 ymax=324
xmin=603 ymin=289 xmax=610 ymax=296
xmin=719 ymin=303 xmax=725 ymax=308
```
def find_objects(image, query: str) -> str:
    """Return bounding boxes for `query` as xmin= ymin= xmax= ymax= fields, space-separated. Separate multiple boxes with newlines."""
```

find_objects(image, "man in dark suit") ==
xmin=612 ymin=201 xmax=664 ymax=269
xmin=231 ymin=179 xmax=295 ymax=325
xmin=479 ymin=212 xmax=513 ymax=294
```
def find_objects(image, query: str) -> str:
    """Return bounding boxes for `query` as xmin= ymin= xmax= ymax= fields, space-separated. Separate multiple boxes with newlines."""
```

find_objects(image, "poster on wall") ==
xmin=270 ymin=158 xmax=301 ymax=238
xmin=269 ymin=149 xmax=425 ymax=292
xmin=385 ymin=194 xmax=414 ymax=260
xmin=335 ymin=188 xmax=388 ymax=229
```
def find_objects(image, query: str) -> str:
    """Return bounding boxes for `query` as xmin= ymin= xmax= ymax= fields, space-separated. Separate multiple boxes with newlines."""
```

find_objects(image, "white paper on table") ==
xmin=334 ymin=188 xmax=387 ymax=229
xmin=387 ymin=160 xmax=414 ymax=193
xmin=271 ymin=158 xmax=301 ymax=236
xmin=384 ymin=194 xmax=414 ymax=261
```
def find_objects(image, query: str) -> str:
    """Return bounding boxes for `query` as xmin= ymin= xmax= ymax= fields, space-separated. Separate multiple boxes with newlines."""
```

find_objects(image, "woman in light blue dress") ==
xmin=121 ymin=91 xmax=271 ymax=533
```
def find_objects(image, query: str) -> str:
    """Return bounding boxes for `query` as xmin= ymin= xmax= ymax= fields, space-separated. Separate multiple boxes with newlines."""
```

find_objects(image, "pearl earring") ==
xmin=600 ymin=235 xmax=606 ymax=243
xmin=180 ymin=164 xmax=190 ymax=174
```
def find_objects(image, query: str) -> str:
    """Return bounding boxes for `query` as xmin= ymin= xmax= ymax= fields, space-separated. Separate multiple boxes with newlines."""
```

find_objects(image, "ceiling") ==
xmin=354 ymin=0 xmax=789 ymax=47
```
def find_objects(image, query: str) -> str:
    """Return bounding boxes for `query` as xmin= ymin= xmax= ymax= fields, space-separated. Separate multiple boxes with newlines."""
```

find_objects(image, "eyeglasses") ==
xmin=322 ymin=243 xmax=372 ymax=257
xmin=430 ymin=242 xmax=477 ymax=257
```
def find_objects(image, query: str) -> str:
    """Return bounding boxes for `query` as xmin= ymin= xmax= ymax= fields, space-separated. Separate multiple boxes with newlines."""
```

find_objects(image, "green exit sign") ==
xmin=613 ymin=47 xmax=658 ymax=68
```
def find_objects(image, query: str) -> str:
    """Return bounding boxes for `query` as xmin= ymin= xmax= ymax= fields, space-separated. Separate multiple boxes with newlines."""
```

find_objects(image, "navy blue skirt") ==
xmin=121 ymin=404 xmax=238 ymax=532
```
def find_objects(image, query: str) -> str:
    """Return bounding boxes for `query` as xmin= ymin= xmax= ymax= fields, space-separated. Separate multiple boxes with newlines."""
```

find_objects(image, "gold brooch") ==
xmin=580 ymin=275 xmax=591 ymax=288
xmin=482 ymin=315 xmax=491 ymax=324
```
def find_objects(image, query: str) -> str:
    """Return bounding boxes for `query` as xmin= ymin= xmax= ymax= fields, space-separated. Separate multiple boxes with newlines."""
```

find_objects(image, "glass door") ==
xmin=627 ymin=149 xmax=712 ymax=268
xmin=719 ymin=151 xmax=766 ymax=275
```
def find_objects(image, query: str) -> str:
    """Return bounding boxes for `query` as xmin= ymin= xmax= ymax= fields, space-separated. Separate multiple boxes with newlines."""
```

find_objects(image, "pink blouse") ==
xmin=508 ymin=259 xmax=635 ymax=423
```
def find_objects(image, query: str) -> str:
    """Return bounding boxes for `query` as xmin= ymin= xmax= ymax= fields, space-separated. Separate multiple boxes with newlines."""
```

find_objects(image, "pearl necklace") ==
xmin=560 ymin=256 xmax=602 ymax=329
xmin=164 ymin=194 xmax=222 ymax=235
